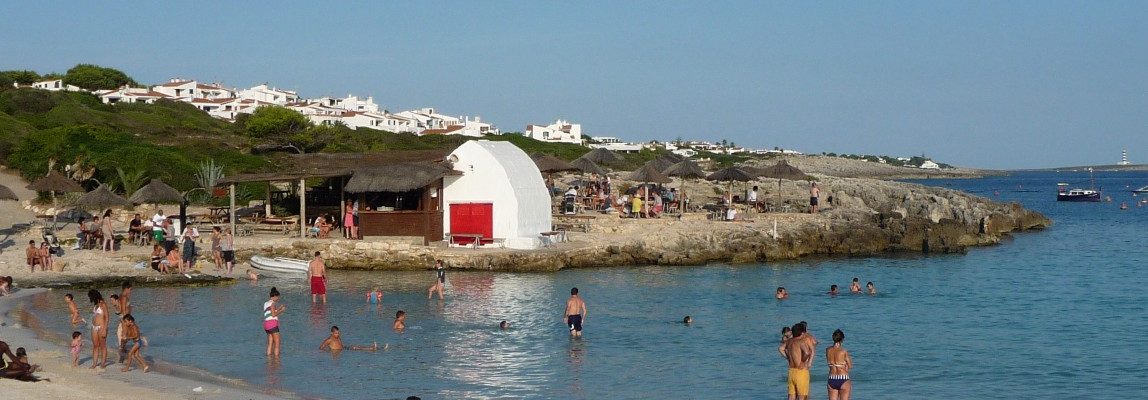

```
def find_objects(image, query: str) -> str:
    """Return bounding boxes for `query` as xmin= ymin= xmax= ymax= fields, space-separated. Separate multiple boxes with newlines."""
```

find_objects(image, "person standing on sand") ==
xmin=427 ymin=260 xmax=446 ymax=300
xmin=564 ymin=287 xmax=587 ymax=338
xmin=220 ymin=228 xmax=235 ymax=275
xmin=263 ymin=287 xmax=285 ymax=357
xmin=101 ymin=209 xmax=115 ymax=253
xmin=308 ymin=251 xmax=327 ymax=304
xmin=151 ymin=209 xmax=165 ymax=245
xmin=211 ymin=226 xmax=223 ymax=271
xmin=809 ymin=182 xmax=821 ymax=214
xmin=785 ymin=323 xmax=814 ymax=400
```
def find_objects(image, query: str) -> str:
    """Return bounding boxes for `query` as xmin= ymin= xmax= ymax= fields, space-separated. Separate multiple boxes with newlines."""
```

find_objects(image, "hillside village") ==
xmin=20 ymin=75 xmax=945 ymax=169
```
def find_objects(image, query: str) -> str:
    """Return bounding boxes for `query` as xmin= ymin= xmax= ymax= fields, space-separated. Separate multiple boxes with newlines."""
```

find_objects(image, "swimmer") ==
xmin=393 ymin=310 xmax=406 ymax=332
xmin=246 ymin=269 xmax=259 ymax=281
xmin=320 ymin=326 xmax=378 ymax=351
xmin=849 ymin=278 xmax=861 ymax=294
xmin=828 ymin=285 xmax=839 ymax=296
xmin=776 ymin=287 xmax=789 ymax=299
xmin=826 ymin=329 xmax=853 ymax=400
xmin=499 ymin=320 xmax=510 ymax=330
xmin=367 ymin=287 xmax=383 ymax=304
xmin=70 ymin=331 xmax=82 ymax=367
xmin=866 ymin=282 xmax=876 ymax=295
xmin=564 ymin=287 xmax=587 ymax=337
xmin=683 ymin=316 xmax=693 ymax=325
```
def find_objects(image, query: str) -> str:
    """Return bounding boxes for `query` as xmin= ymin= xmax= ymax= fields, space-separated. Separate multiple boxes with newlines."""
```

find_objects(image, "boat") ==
xmin=248 ymin=255 xmax=309 ymax=274
xmin=1057 ymin=184 xmax=1101 ymax=202
xmin=1132 ymin=185 xmax=1148 ymax=194
xmin=1056 ymin=169 xmax=1102 ymax=202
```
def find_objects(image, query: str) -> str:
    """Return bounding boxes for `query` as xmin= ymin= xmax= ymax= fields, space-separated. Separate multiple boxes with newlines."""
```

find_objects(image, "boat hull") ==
xmin=249 ymin=255 xmax=309 ymax=273
xmin=1056 ymin=193 xmax=1102 ymax=202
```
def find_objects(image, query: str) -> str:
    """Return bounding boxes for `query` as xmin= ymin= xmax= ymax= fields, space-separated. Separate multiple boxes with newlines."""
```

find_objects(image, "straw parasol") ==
xmin=570 ymin=157 xmax=606 ymax=176
xmin=663 ymin=160 xmax=706 ymax=212
xmin=625 ymin=164 xmax=672 ymax=215
xmin=129 ymin=178 xmax=183 ymax=204
xmin=580 ymin=148 xmax=624 ymax=165
xmin=73 ymin=184 xmax=133 ymax=210
xmin=643 ymin=157 xmax=675 ymax=173
xmin=532 ymin=154 xmax=577 ymax=173
xmin=756 ymin=160 xmax=811 ymax=206
xmin=706 ymin=167 xmax=754 ymax=205
xmin=0 ymin=184 xmax=17 ymax=201
xmin=27 ymin=170 xmax=86 ymax=230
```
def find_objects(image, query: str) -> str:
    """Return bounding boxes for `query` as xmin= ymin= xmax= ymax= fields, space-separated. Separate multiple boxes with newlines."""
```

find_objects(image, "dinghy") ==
xmin=249 ymin=255 xmax=309 ymax=274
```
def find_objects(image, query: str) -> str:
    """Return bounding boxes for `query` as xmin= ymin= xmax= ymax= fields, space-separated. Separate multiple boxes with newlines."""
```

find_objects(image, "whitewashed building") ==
xmin=588 ymin=136 xmax=642 ymax=153
xmin=95 ymin=87 xmax=171 ymax=104
xmin=341 ymin=111 xmax=419 ymax=133
xmin=151 ymin=79 xmax=236 ymax=100
xmin=442 ymin=140 xmax=551 ymax=249
xmin=919 ymin=160 xmax=941 ymax=169
xmin=308 ymin=95 xmax=379 ymax=113
xmin=238 ymin=84 xmax=298 ymax=105
xmin=31 ymin=79 xmax=83 ymax=92
xmin=524 ymin=119 xmax=582 ymax=144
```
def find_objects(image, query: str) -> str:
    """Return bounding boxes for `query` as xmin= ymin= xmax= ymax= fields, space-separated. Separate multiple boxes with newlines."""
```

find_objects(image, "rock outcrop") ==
xmin=248 ymin=177 xmax=1049 ymax=272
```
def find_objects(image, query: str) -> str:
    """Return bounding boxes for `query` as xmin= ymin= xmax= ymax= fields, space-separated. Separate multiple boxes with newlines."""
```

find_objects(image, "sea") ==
xmin=17 ymin=170 xmax=1148 ymax=399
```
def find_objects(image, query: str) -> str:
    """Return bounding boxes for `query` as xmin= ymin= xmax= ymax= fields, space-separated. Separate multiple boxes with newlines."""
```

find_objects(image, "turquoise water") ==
xmin=21 ymin=171 xmax=1148 ymax=399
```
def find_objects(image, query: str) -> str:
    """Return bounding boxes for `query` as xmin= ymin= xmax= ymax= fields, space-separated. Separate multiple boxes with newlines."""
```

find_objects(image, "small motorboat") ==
xmin=1132 ymin=185 xmax=1148 ymax=194
xmin=249 ymin=255 xmax=309 ymax=274
xmin=1056 ymin=169 xmax=1102 ymax=202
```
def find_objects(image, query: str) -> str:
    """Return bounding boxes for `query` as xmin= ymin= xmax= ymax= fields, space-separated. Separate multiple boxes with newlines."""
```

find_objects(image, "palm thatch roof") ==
xmin=663 ymin=160 xmax=706 ymax=179
xmin=570 ymin=157 xmax=606 ymax=176
xmin=756 ymin=160 xmax=811 ymax=181
xmin=532 ymin=154 xmax=577 ymax=173
xmin=581 ymin=148 xmax=625 ymax=164
xmin=0 ymin=184 xmax=17 ymax=201
xmin=643 ymin=157 xmax=675 ymax=173
xmin=344 ymin=163 xmax=459 ymax=193
xmin=705 ymin=167 xmax=754 ymax=182
xmin=658 ymin=153 xmax=685 ymax=164
xmin=129 ymin=178 xmax=183 ymax=204
xmin=625 ymin=164 xmax=672 ymax=183
xmin=27 ymin=170 xmax=84 ymax=193
xmin=217 ymin=150 xmax=453 ymax=185
xmin=73 ymin=184 xmax=132 ymax=210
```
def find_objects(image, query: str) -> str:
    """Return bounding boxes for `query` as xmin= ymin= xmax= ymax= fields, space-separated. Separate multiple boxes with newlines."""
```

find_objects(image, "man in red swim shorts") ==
xmin=308 ymin=251 xmax=327 ymax=304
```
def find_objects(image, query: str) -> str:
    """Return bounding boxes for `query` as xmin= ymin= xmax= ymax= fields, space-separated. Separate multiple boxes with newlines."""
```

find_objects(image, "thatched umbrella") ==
xmin=581 ymin=148 xmax=624 ymax=165
xmin=129 ymin=178 xmax=183 ymax=205
xmin=73 ymin=184 xmax=133 ymax=210
xmin=706 ymin=167 xmax=754 ymax=205
xmin=625 ymin=164 xmax=672 ymax=215
xmin=570 ymin=157 xmax=606 ymax=176
xmin=0 ymin=184 xmax=17 ymax=201
xmin=27 ymin=170 xmax=86 ymax=230
xmin=756 ymin=160 xmax=811 ymax=206
xmin=643 ymin=157 xmax=675 ymax=173
xmin=658 ymin=153 xmax=685 ymax=164
xmin=663 ymin=160 xmax=706 ymax=212
xmin=532 ymin=154 xmax=577 ymax=195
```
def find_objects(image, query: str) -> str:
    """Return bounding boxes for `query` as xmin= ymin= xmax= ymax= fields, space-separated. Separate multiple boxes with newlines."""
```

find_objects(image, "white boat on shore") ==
xmin=248 ymin=255 xmax=309 ymax=274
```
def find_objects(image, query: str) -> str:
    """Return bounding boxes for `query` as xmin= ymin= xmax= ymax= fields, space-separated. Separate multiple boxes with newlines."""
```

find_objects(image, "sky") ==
xmin=2 ymin=1 xmax=1145 ymax=169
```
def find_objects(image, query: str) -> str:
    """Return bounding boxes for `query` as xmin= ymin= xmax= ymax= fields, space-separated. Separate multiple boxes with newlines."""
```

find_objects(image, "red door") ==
xmin=450 ymin=203 xmax=493 ymax=244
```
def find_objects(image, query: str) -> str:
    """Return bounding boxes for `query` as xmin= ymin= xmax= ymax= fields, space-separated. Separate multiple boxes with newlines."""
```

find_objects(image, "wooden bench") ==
xmin=447 ymin=233 xmax=484 ymax=249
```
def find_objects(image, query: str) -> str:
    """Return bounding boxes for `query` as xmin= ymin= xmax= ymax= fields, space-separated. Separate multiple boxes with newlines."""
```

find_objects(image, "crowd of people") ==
xmin=62 ymin=282 xmax=150 ymax=373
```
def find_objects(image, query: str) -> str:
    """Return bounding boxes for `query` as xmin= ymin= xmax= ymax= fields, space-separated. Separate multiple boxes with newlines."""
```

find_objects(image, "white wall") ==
xmin=442 ymin=140 xmax=551 ymax=249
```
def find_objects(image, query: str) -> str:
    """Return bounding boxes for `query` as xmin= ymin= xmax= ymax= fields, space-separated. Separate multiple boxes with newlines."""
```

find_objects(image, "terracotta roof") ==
xmin=158 ymin=80 xmax=194 ymax=87
xmin=420 ymin=125 xmax=464 ymax=135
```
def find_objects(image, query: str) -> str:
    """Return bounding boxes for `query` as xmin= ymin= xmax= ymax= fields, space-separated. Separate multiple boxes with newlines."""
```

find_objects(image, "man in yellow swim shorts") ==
xmin=784 ymin=322 xmax=813 ymax=400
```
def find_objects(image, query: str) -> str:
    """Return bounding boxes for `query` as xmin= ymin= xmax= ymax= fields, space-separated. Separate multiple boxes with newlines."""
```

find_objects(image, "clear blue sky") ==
xmin=2 ymin=1 xmax=1145 ymax=169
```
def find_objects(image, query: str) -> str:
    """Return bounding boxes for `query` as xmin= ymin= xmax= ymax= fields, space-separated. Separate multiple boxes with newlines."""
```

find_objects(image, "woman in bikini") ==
xmin=826 ymin=329 xmax=853 ymax=400
xmin=88 ymin=289 xmax=109 ymax=369
xmin=149 ymin=244 xmax=165 ymax=272
xmin=39 ymin=241 xmax=53 ymax=271
xmin=211 ymin=227 xmax=223 ymax=271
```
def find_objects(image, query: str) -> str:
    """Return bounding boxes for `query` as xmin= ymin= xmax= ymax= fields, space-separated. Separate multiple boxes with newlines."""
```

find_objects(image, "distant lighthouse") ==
xmin=1120 ymin=149 xmax=1130 ymax=165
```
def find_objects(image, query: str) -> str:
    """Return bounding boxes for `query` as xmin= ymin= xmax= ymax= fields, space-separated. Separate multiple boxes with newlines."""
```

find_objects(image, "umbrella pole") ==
xmin=51 ymin=191 xmax=58 ymax=232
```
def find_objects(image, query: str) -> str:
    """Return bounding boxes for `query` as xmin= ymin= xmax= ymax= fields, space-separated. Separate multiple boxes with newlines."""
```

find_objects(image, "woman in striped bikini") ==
xmin=825 ymin=329 xmax=853 ymax=400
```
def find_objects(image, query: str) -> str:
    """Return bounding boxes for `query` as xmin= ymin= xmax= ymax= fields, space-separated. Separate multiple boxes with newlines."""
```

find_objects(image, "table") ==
xmin=447 ymin=233 xmax=484 ymax=249
xmin=540 ymin=231 xmax=566 ymax=247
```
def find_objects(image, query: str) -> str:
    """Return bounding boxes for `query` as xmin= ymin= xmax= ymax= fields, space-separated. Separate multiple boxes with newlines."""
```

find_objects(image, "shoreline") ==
xmin=0 ymin=288 xmax=295 ymax=400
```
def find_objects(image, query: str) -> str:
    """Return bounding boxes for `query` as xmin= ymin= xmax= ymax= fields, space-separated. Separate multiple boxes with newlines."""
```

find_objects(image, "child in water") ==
xmin=366 ymin=287 xmax=383 ymax=304
xmin=393 ymin=310 xmax=406 ymax=332
xmin=65 ymin=293 xmax=84 ymax=326
xmin=319 ymin=326 xmax=378 ymax=351
xmin=120 ymin=314 xmax=148 ymax=373
xmin=70 ymin=331 xmax=83 ymax=367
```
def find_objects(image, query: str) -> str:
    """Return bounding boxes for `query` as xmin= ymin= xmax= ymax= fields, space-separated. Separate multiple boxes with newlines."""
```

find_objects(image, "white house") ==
xmin=588 ymin=136 xmax=642 ymax=153
xmin=525 ymin=119 xmax=582 ymax=144
xmin=442 ymin=140 xmax=551 ymax=249
xmin=341 ymin=111 xmax=419 ymax=133
xmin=238 ymin=84 xmax=299 ymax=105
xmin=308 ymin=95 xmax=379 ymax=113
xmin=919 ymin=160 xmax=941 ymax=169
xmin=421 ymin=116 xmax=498 ymax=137
xmin=395 ymin=108 xmax=462 ymax=131
xmin=95 ymin=86 xmax=171 ymax=104
xmin=31 ymin=79 xmax=83 ymax=92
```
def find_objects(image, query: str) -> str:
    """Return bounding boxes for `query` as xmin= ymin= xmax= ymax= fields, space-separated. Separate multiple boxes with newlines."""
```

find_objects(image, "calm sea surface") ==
xmin=20 ymin=171 xmax=1148 ymax=399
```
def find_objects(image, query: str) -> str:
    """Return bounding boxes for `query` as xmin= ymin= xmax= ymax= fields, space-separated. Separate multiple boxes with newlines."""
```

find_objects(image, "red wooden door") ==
xmin=450 ymin=203 xmax=493 ymax=243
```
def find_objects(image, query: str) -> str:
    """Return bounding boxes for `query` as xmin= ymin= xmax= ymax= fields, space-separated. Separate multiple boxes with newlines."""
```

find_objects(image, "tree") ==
xmin=243 ymin=106 xmax=310 ymax=139
xmin=0 ymin=70 xmax=41 ymax=87
xmin=62 ymin=64 xmax=136 ymax=91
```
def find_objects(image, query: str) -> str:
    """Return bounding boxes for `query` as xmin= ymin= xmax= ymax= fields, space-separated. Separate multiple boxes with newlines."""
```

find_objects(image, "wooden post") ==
xmin=229 ymin=183 xmax=236 ymax=235
xmin=299 ymin=178 xmax=307 ymax=238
